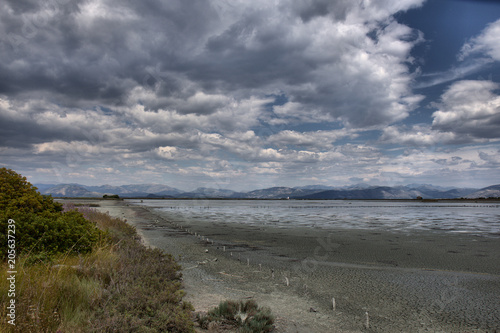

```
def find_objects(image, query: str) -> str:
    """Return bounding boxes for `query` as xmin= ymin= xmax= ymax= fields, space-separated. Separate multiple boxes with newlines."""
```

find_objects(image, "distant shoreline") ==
xmin=55 ymin=197 xmax=500 ymax=202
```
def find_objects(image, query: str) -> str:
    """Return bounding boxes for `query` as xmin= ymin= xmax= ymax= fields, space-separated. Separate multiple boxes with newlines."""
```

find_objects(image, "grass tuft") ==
xmin=197 ymin=299 xmax=274 ymax=332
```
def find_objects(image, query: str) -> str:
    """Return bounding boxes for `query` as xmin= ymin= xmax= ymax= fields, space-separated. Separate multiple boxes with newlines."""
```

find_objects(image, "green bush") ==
xmin=0 ymin=168 xmax=102 ymax=257
xmin=198 ymin=299 xmax=274 ymax=332
xmin=103 ymin=194 xmax=120 ymax=199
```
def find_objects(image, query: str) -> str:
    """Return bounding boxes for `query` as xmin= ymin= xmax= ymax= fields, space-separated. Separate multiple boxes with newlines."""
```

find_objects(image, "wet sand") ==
xmin=76 ymin=199 xmax=500 ymax=332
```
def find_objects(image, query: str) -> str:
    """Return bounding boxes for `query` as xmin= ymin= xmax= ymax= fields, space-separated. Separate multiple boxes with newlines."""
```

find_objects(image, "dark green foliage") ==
xmin=103 ymin=194 xmax=120 ymax=199
xmin=0 ymin=168 xmax=102 ymax=257
xmin=240 ymin=307 xmax=274 ymax=333
xmin=198 ymin=299 xmax=274 ymax=332
xmin=0 ymin=168 xmax=63 ymax=216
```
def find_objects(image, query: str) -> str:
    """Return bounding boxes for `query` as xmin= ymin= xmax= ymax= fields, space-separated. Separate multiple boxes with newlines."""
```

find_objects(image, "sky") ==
xmin=1 ymin=0 xmax=500 ymax=191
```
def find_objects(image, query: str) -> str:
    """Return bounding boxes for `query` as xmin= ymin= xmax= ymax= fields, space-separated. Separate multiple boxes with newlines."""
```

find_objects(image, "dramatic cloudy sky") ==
xmin=1 ymin=0 xmax=500 ymax=191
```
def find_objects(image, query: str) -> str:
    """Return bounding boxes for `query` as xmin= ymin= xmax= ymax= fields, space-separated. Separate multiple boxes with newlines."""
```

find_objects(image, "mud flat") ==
xmin=73 ymin=199 xmax=500 ymax=332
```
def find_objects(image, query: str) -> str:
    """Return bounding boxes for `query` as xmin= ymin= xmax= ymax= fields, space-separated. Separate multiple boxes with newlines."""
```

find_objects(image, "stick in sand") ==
xmin=332 ymin=297 xmax=336 ymax=311
xmin=365 ymin=311 xmax=369 ymax=329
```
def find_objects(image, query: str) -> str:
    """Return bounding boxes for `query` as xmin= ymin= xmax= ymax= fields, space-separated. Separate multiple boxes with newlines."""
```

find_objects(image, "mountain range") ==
xmin=34 ymin=183 xmax=500 ymax=200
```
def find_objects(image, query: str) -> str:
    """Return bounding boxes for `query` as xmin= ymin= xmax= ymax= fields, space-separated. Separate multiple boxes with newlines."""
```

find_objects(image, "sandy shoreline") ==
xmin=66 ymin=199 xmax=500 ymax=332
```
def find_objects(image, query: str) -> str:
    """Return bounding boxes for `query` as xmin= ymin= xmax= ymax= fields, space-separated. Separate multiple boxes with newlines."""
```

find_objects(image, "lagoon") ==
xmin=129 ymin=199 xmax=500 ymax=236
xmin=120 ymin=199 xmax=500 ymax=331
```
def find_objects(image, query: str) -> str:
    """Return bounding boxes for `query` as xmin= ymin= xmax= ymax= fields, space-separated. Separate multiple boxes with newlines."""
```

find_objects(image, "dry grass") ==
xmin=0 ymin=207 xmax=194 ymax=333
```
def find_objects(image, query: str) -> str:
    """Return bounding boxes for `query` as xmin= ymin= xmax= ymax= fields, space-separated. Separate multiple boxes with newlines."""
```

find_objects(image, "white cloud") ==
xmin=381 ymin=80 xmax=500 ymax=146
xmin=269 ymin=16 xmax=424 ymax=128
xmin=380 ymin=125 xmax=460 ymax=146
xmin=459 ymin=19 xmax=500 ymax=61
xmin=431 ymin=80 xmax=500 ymax=139
xmin=267 ymin=129 xmax=355 ymax=149
xmin=155 ymin=146 xmax=203 ymax=160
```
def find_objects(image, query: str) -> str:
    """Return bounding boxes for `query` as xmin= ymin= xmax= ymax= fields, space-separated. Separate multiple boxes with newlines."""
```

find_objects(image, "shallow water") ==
xmin=117 ymin=199 xmax=500 ymax=332
xmin=128 ymin=199 xmax=500 ymax=236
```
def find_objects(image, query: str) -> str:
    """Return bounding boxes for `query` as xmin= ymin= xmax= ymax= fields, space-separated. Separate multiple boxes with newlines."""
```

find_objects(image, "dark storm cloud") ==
xmin=0 ymin=98 xmax=112 ymax=148
xmin=0 ymin=0 xmax=218 ymax=109
xmin=0 ymin=0 xmax=425 ymax=123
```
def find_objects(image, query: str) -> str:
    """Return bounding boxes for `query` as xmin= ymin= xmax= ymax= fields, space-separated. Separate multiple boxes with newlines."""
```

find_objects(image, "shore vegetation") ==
xmin=197 ymin=300 xmax=274 ymax=333
xmin=0 ymin=168 xmax=194 ymax=332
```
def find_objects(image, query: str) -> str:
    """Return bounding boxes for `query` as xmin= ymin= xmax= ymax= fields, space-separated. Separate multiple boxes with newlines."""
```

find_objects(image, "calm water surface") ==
xmin=128 ymin=199 xmax=500 ymax=236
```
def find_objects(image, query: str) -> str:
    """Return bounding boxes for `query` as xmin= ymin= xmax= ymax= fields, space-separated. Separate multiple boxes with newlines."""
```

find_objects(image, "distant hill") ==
xmin=178 ymin=187 xmax=238 ymax=198
xmin=294 ymin=185 xmax=338 ymax=191
xmin=36 ymin=182 xmax=499 ymax=200
xmin=41 ymin=184 xmax=102 ymax=197
xmin=233 ymin=186 xmax=318 ymax=199
xmin=466 ymin=185 xmax=500 ymax=199
xmin=84 ymin=184 xmax=183 ymax=197
xmin=294 ymin=186 xmax=420 ymax=200
xmin=39 ymin=183 xmax=183 ymax=198
xmin=405 ymin=184 xmax=476 ymax=199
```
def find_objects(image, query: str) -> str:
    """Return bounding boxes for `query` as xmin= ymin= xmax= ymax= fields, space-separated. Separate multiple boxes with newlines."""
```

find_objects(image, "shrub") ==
xmin=102 ymin=194 xmax=120 ymax=199
xmin=198 ymin=300 xmax=274 ymax=332
xmin=0 ymin=168 xmax=102 ymax=257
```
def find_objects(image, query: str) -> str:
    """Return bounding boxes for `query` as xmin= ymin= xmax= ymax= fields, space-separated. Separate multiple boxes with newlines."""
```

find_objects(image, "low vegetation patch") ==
xmin=197 ymin=300 xmax=274 ymax=333
xmin=0 ymin=168 xmax=194 ymax=332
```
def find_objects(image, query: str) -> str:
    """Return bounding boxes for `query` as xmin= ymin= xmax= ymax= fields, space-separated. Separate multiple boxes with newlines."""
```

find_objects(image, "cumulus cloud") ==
xmin=431 ymin=80 xmax=500 ymax=139
xmin=380 ymin=124 xmax=463 ymax=146
xmin=0 ymin=0 xmax=424 ymax=127
xmin=156 ymin=146 xmax=203 ymax=161
xmin=267 ymin=129 xmax=355 ymax=149
xmin=381 ymin=80 xmax=500 ymax=146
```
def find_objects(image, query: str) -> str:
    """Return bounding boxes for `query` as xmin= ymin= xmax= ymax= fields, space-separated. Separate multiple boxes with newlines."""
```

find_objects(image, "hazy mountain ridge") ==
xmin=465 ymin=185 xmax=500 ymax=199
xmin=178 ymin=187 xmax=238 ymax=198
xmin=296 ymin=186 xmax=418 ymax=200
xmin=40 ymin=184 xmax=103 ymax=198
xmin=38 ymin=183 xmax=183 ymax=198
xmin=35 ymin=183 xmax=499 ymax=199
xmin=232 ymin=187 xmax=319 ymax=199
